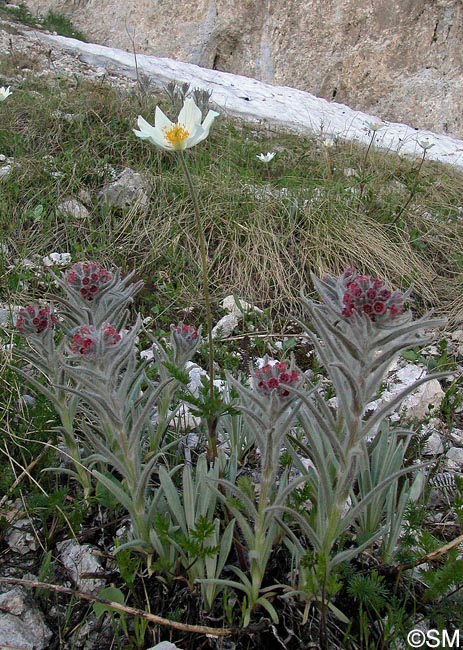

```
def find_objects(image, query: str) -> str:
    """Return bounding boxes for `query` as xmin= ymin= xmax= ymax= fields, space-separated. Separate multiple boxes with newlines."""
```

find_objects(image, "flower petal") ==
xmin=154 ymin=106 xmax=173 ymax=132
xmin=134 ymin=115 xmax=172 ymax=149
xmin=178 ymin=97 xmax=202 ymax=133
xmin=188 ymin=109 xmax=219 ymax=146
xmin=184 ymin=125 xmax=206 ymax=148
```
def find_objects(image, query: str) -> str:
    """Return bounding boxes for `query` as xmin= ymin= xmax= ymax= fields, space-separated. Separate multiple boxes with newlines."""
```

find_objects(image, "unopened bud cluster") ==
xmin=16 ymin=304 xmax=56 ymax=335
xmin=65 ymin=262 xmax=112 ymax=301
xmin=170 ymin=322 xmax=201 ymax=367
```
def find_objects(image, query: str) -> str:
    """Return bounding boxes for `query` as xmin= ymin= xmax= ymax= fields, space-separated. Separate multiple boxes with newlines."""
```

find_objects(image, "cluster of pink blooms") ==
xmin=69 ymin=323 xmax=121 ymax=356
xmin=340 ymin=268 xmax=404 ymax=321
xmin=254 ymin=361 xmax=299 ymax=398
xmin=65 ymin=262 xmax=112 ymax=301
xmin=16 ymin=305 xmax=57 ymax=335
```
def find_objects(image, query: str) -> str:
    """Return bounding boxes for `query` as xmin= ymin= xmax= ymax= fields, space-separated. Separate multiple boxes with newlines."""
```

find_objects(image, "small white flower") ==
xmin=42 ymin=252 xmax=72 ymax=267
xmin=0 ymin=86 xmax=12 ymax=102
xmin=364 ymin=120 xmax=385 ymax=132
xmin=322 ymin=138 xmax=335 ymax=149
xmin=417 ymin=136 xmax=435 ymax=150
xmin=256 ymin=151 xmax=276 ymax=163
xmin=134 ymin=97 xmax=219 ymax=151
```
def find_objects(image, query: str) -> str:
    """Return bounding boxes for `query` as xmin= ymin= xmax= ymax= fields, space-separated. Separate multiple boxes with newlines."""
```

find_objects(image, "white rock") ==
xmin=450 ymin=330 xmax=463 ymax=343
xmin=98 ymin=167 xmax=149 ymax=209
xmin=57 ymin=197 xmax=90 ymax=220
xmin=36 ymin=33 xmax=463 ymax=170
xmin=57 ymin=540 xmax=106 ymax=596
xmin=42 ymin=251 xmax=72 ymax=267
xmin=449 ymin=428 xmax=463 ymax=446
xmin=0 ymin=587 xmax=52 ymax=650
xmin=222 ymin=295 xmax=263 ymax=316
xmin=423 ymin=432 xmax=444 ymax=456
xmin=172 ymin=404 xmax=200 ymax=432
xmin=212 ymin=312 xmax=239 ymax=339
xmin=0 ymin=163 xmax=12 ymax=179
xmin=445 ymin=447 xmax=463 ymax=471
xmin=402 ymin=378 xmax=445 ymax=421
xmin=185 ymin=361 xmax=208 ymax=397
xmin=5 ymin=518 xmax=39 ymax=555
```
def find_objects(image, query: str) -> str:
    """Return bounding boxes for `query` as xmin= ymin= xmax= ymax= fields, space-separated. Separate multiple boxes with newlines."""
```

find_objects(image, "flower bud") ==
xmin=170 ymin=323 xmax=201 ymax=367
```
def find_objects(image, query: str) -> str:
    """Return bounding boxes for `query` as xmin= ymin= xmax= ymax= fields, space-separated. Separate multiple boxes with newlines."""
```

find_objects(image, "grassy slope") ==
xmin=0 ymin=55 xmax=462 ymax=332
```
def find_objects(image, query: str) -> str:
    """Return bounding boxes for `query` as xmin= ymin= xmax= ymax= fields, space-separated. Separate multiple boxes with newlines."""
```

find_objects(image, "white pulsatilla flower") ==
xmin=133 ymin=97 xmax=219 ymax=151
xmin=0 ymin=86 xmax=12 ymax=102
xmin=256 ymin=151 xmax=276 ymax=163
xmin=364 ymin=120 xmax=386 ymax=132
xmin=417 ymin=136 xmax=435 ymax=151
xmin=322 ymin=138 xmax=335 ymax=149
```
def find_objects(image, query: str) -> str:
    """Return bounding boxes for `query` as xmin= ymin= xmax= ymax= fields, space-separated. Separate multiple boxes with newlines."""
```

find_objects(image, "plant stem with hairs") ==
xmin=178 ymin=151 xmax=217 ymax=460
xmin=390 ymin=147 xmax=428 ymax=226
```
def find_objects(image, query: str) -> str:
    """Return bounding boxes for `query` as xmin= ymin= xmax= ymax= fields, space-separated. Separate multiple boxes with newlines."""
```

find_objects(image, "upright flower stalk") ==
xmin=177 ymin=150 xmax=216 ymax=451
xmin=390 ymin=136 xmax=435 ymax=226
xmin=134 ymin=93 xmax=219 ymax=459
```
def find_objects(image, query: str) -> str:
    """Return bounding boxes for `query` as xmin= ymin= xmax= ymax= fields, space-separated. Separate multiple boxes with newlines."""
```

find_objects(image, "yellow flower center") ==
xmin=163 ymin=123 xmax=190 ymax=148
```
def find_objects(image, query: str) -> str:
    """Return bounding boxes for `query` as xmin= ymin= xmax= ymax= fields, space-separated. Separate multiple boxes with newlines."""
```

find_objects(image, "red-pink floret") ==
xmin=255 ymin=361 xmax=299 ymax=398
xmin=65 ymin=262 xmax=112 ymax=301
xmin=16 ymin=305 xmax=57 ymax=335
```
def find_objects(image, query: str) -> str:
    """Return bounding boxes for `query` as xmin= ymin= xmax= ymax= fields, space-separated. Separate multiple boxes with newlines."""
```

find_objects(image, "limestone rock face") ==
xmin=24 ymin=0 xmax=463 ymax=137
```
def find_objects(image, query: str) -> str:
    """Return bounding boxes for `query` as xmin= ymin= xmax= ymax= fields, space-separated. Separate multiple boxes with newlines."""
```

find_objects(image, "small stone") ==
xmin=57 ymin=540 xmax=106 ymax=596
xmin=57 ymin=197 xmax=90 ymax=220
xmin=423 ymin=431 xmax=444 ymax=455
xmin=6 ymin=518 xmax=40 ymax=555
xmin=402 ymin=378 xmax=445 ymax=421
xmin=451 ymin=330 xmax=463 ymax=343
xmin=0 ymin=586 xmax=52 ymax=650
xmin=445 ymin=447 xmax=463 ymax=471
xmin=98 ymin=167 xmax=149 ymax=209
xmin=0 ymin=164 xmax=12 ymax=179
xmin=222 ymin=295 xmax=263 ymax=316
xmin=212 ymin=313 xmax=239 ymax=339
xmin=0 ymin=589 xmax=26 ymax=616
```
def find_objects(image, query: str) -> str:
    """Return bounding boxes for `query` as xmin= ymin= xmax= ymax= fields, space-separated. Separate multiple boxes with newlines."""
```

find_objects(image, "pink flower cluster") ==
xmin=16 ymin=305 xmax=57 ymax=335
xmin=172 ymin=323 xmax=199 ymax=342
xmin=255 ymin=361 xmax=299 ymax=398
xmin=340 ymin=268 xmax=404 ymax=321
xmin=69 ymin=323 xmax=121 ymax=356
xmin=65 ymin=262 xmax=112 ymax=301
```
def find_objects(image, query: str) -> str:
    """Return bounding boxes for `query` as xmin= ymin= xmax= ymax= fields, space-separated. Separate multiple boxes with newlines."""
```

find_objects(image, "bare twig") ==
xmin=396 ymin=532 xmax=463 ymax=571
xmin=0 ymin=577 xmax=233 ymax=637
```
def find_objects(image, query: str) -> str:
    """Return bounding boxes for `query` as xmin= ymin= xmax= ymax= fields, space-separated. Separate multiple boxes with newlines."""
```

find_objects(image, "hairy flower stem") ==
xmin=250 ymin=428 xmax=277 ymax=603
xmin=58 ymin=403 xmax=92 ymax=501
xmin=389 ymin=148 xmax=427 ymax=226
xmin=178 ymin=151 xmax=217 ymax=460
